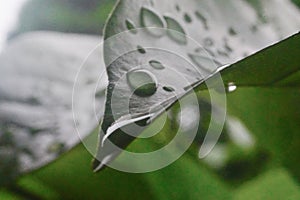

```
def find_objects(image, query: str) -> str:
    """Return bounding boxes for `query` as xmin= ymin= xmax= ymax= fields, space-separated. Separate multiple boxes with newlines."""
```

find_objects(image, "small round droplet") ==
xmin=184 ymin=13 xmax=192 ymax=23
xmin=137 ymin=45 xmax=146 ymax=54
xmin=127 ymin=69 xmax=158 ymax=97
xmin=228 ymin=27 xmax=237 ymax=36
xmin=140 ymin=7 xmax=165 ymax=36
xmin=203 ymin=38 xmax=214 ymax=47
xmin=227 ymin=82 xmax=237 ymax=93
xmin=175 ymin=5 xmax=181 ymax=12
xmin=164 ymin=16 xmax=187 ymax=45
xmin=163 ymin=86 xmax=175 ymax=92
xmin=149 ymin=60 xmax=165 ymax=70
xmin=125 ymin=19 xmax=138 ymax=34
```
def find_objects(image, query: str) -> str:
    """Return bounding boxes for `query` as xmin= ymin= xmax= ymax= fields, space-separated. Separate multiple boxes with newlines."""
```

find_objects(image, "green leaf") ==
xmin=16 ymin=137 xmax=231 ymax=199
xmin=216 ymin=33 xmax=300 ymax=87
xmin=94 ymin=0 xmax=300 ymax=170
xmin=233 ymin=168 xmax=300 ymax=200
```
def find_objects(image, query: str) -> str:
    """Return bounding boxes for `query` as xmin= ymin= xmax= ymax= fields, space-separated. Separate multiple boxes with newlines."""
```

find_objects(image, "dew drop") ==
xmin=228 ymin=27 xmax=237 ymax=36
xmin=137 ymin=45 xmax=146 ymax=54
xmin=163 ymin=86 xmax=175 ymax=92
xmin=227 ymin=82 xmax=237 ymax=93
xmin=195 ymin=11 xmax=208 ymax=29
xmin=125 ymin=19 xmax=138 ymax=34
xmin=250 ymin=25 xmax=258 ymax=33
xmin=217 ymin=50 xmax=229 ymax=57
xmin=224 ymin=42 xmax=233 ymax=52
xmin=127 ymin=69 xmax=158 ymax=97
xmin=184 ymin=13 xmax=192 ymax=23
xmin=140 ymin=7 xmax=165 ymax=36
xmin=149 ymin=60 xmax=165 ymax=70
xmin=203 ymin=38 xmax=214 ymax=47
xmin=188 ymin=54 xmax=221 ymax=73
xmin=164 ymin=16 xmax=187 ymax=45
xmin=175 ymin=4 xmax=181 ymax=12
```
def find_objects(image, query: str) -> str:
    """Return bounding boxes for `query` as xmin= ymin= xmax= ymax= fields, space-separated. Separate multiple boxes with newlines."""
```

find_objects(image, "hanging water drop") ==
xmin=149 ymin=60 xmax=165 ymax=70
xmin=125 ymin=19 xmax=138 ymax=34
xmin=227 ymin=82 xmax=237 ymax=93
xmin=164 ymin=16 xmax=187 ymax=45
xmin=140 ymin=7 xmax=165 ymax=36
xmin=127 ymin=69 xmax=158 ymax=97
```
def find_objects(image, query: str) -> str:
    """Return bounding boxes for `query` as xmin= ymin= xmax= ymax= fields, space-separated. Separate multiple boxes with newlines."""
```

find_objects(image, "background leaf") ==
xmin=0 ymin=32 xmax=106 ymax=185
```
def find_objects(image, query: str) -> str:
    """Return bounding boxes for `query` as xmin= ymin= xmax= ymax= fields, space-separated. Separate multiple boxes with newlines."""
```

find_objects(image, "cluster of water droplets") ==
xmin=121 ymin=2 xmax=243 ymax=98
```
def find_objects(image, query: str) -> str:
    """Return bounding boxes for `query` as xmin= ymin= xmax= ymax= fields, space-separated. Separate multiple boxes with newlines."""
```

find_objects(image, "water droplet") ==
xmin=184 ymin=13 xmax=192 ymax=23
xmin=140 ymin=7 xmax=165 ymax=36
xmin=149 ymin=60 xmax=165 ymax=70
xmin=224 ymin=42 xmax=233 ymax=52
xmin=164 ymin=16 xmax=187 ymax=45
xmin=227 ymin=82 xmax=237 ymax=93
xmin=163 ymin=86 xmax=175 ymax=92
xmin=228 ymin=27 xmax=237 ymax=36
xmin=195 ymin=11 xmax=208 ymax=29
xmin=188 ymin=54 xmax=221 ymax=73
xmin=250 ymin=25 xmax=258 ymax=33
xmin=137 ymin=45 xmax=146 ymax=54
xmin=203 ymin=38 xmax=214 ymax=47
xmin=217 ymin=50 xmax=229 ymax=57
xmin=175 ymin=5 xmax=181 ymax=12
xmin=125 ymin=19 xmax=138 ymax=34
xmin=127 ymin=69 xmax=157 ymax=97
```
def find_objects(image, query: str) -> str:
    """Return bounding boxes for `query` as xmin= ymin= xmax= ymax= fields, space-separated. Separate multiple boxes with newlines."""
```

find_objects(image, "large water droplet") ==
xmin=140 ymin=7 xmax=165 ymax=36
xmin=188 ymin=54 xmax=221 ymax=74
xmin=125 ymin=19 xmax=138 ymax=34
xmin=164 ymin=16 xmax=187 ymax=45
xmin=149 ymin=60 xmax=165 ymax=70
xmin=127 ymin=69 xmax=158 ymax=97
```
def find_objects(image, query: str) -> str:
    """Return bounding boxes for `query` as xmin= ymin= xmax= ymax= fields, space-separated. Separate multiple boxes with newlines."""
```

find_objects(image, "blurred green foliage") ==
xmin=293 ymin=0 xmax=300 ymax=7
xmin=9 ymin=0 xmax=116 ymax=39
